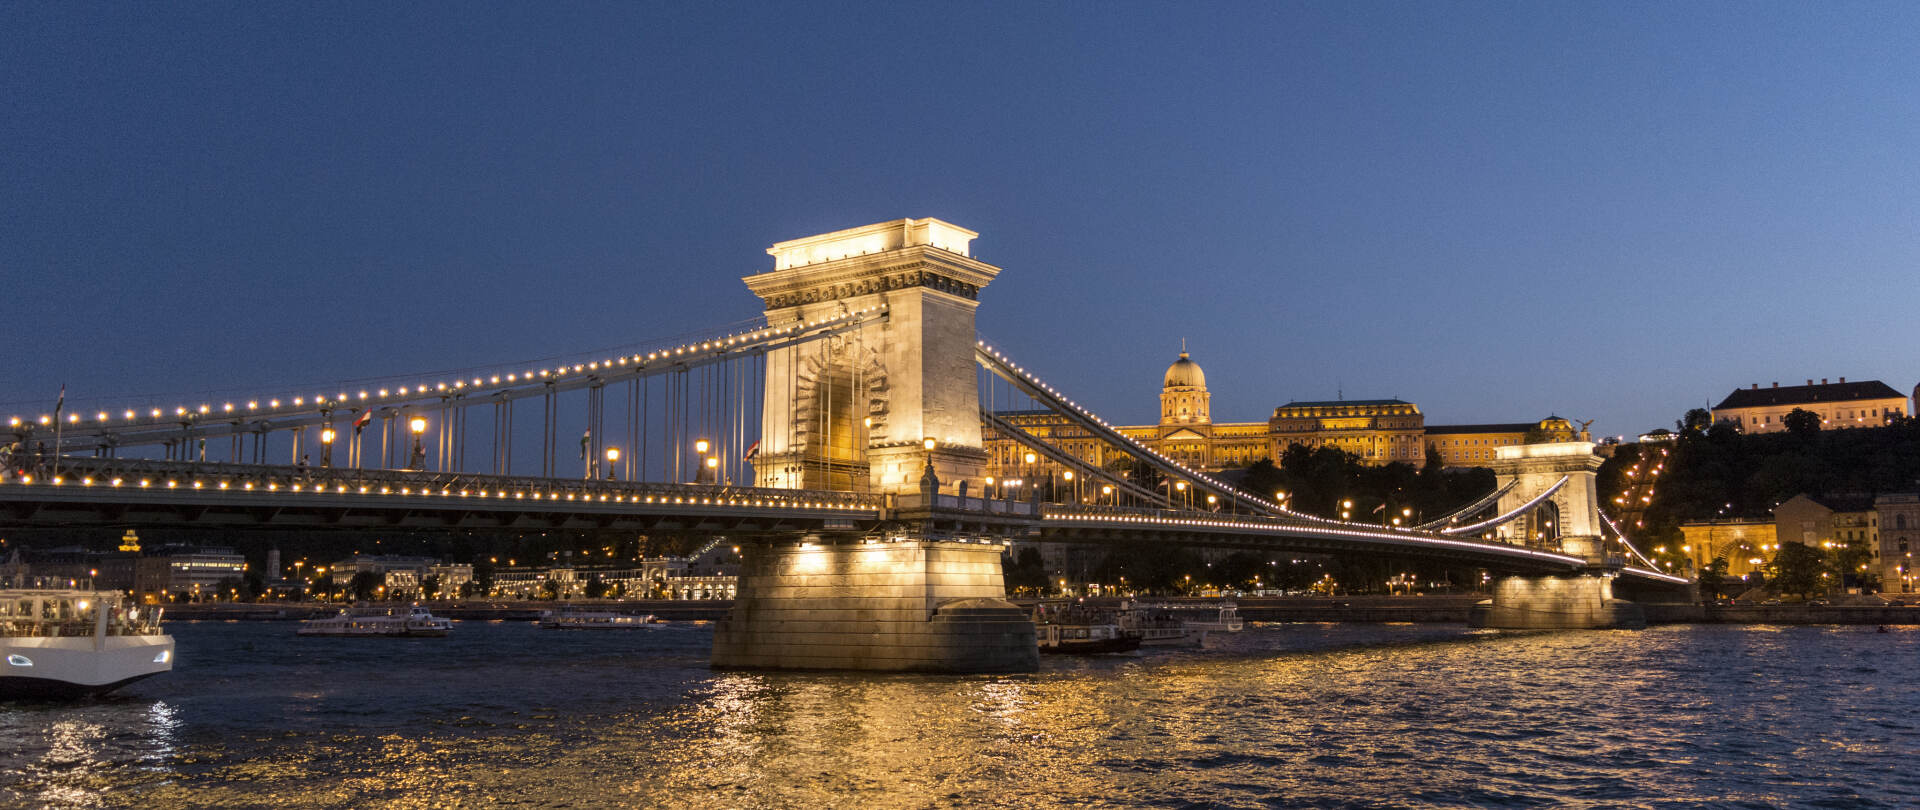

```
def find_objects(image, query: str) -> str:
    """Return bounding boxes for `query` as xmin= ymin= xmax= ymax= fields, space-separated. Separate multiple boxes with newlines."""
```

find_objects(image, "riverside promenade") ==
xmin=157 ymin=595 xmax=1920 ymax=625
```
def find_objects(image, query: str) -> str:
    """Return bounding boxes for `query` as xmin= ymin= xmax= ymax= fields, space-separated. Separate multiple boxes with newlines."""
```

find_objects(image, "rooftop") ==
xmin=1425 ymin=423 xmax=1537 ymax=435
xmin=1278 ymin=399 xmax=1412 ymax=409
xmin=1713 ymin=379 xmax=1904 ymax=411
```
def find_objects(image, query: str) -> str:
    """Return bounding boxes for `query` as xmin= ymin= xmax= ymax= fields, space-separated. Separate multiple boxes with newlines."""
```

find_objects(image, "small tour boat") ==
xmin=1032 ymin=602 xmax=1142 ymax=654
xmin=1118 ymin=602 xmax=1207 ymax=647
xmin=2 ymin=581 xmax=174 ymax=699
xmin=297 ymin=604 xmax=452 ymax=638
xmin=537 ymin=608 xmax=659 ymax=630
xmin=1175 ymin=601 xmax=1245 ymax=633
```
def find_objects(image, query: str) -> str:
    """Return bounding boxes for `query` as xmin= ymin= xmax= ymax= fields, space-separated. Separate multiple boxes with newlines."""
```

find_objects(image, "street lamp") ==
xmin=605 ymin=446 xmax=621 ymax=481
xmin=1175 ymin=480 xmax=1188 ymax=510
xmin=1101 ymin=484 xmax=1113 ymax=505
xmin=319 ymin=427 xmax=336 ymax=468
xmin=1063 ymin=470 xmax=1076 ymax=503
xmin=408 ymin=416 xmax=428 ymax=470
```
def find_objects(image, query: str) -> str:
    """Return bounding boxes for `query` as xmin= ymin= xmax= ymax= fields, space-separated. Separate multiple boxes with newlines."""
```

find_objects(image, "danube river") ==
xmin=4 ymin=621 xmax=1917 ymax=808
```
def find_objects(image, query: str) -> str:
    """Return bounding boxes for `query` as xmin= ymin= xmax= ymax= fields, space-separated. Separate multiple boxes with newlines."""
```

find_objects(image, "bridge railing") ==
xmin=0 ymin=453 xmax=886 ymax=512
xmin=1042 ymin=502 xmax=1572 ymax=552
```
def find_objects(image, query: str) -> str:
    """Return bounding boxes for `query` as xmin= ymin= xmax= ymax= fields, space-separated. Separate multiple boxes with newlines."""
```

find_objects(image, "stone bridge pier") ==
xmin=1468 ymin=441 xmax=1647 ymax=630
xmin=712 ymin=218 xmax=1038 ymax=672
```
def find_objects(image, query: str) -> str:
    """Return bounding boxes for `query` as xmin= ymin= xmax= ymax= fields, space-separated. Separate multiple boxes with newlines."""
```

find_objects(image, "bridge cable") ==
xmin=1437 ymin=475 xmax=1569 ymax=536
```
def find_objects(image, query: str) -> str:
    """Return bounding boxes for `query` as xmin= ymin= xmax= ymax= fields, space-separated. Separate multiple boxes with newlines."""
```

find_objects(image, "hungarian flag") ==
xmin=54 ymin=385 xmax=65 ymax=419
xmin=352 ymin=410 xmax=373 ymax=435
xmin=580 ymin=430 xmax=590 ymax=460
xmin=1372 ymin=503 xmax=1386 ymax=514
xmin=743 ymin=440 xmax=760 ymax=462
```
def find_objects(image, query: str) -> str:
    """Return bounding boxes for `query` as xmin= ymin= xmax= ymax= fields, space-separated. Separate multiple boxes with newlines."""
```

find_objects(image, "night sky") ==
xmin=7 ymin=3 xmax=1919 ymax=439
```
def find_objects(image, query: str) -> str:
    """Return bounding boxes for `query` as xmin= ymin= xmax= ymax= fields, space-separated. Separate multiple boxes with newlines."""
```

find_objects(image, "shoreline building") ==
xmin=1710 ymin=379 xmax=1907 ymax=433
xmin=986 ymin=347 xmax=1587 ymax=479
xmin=1878 ymin=494 xmax=1920 ymax=595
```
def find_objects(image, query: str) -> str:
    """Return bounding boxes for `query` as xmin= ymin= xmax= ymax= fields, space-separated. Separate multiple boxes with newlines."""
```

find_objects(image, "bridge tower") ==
xmin=1470 ymin=441 xmax=1646 ymax=629
xmin=715 ymin=218 xmax=1037 ymax=672
xmin=742 ymin=217 xmax=997 ymax=494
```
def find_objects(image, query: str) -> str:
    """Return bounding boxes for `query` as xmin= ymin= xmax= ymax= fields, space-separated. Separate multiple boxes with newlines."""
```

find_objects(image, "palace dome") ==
xmin=1164 ymin=351 xmax=1206 ymax=389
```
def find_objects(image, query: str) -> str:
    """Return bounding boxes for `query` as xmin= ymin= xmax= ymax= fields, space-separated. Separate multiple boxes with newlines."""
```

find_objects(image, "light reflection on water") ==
xmin=4 ymin=622 xmax=1919 ymax=808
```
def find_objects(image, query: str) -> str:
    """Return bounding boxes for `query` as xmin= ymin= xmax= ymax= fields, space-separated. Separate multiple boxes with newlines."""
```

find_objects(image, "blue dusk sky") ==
xmin=5 ymin=2 xmax=1919 ymax=439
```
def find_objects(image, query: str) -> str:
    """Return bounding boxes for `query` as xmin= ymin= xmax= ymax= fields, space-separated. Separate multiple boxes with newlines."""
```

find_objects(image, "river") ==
xmin=4 ymin=621 xmax=1917 ymax=808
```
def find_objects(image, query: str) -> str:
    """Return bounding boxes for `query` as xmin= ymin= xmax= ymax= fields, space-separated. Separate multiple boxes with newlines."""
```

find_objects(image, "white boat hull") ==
xmin=1 ymin=635 xmax=174 ymax=698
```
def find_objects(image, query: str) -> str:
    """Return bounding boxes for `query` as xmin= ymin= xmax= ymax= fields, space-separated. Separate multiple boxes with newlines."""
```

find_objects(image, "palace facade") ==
xmin=1710 ymin=378 xmax=1908 ymax=433
xmin=984 ymin=348 xmax=1583 ymax=479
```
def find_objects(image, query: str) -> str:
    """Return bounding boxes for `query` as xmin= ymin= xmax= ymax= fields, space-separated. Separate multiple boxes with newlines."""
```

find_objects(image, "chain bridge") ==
xmin=2 ymin=217 xmax=1689 ymax=672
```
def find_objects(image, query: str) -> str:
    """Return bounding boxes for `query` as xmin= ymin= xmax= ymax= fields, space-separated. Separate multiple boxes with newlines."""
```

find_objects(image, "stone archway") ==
xmin=788 ymin=333 xmax=889 ymax=492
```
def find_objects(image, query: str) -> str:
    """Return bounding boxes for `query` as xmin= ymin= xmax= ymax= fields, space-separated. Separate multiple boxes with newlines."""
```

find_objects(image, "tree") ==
xmin=311 ymin=573 xmax=336 ymax=602
xmin=584 ymin=575 xmax=609 ymax=599
xmin=348 ymin=571 xmax=381 ymax=602
xmin=471 ymin=559 xmax=496 ymax=594
xmin=540 ymin=577 xmax=561 ymax=600
xmin=1831 ymin=539 xmax=1877 ymax=592
xmin=1003 ymin=547 xmax=1049 ymax=595
xmin=1783 ymin=408 xmax=1821 ymax=437
xmin=1698 ymin=557 xmax=1728 ymax=600
xmin=1677 ymin=408 xmax=1712 ymax=438
xmin=1767 ymin=542 xmax=1828 ymax=599
xmin=420 ymin=574 xmax=441 ymax=600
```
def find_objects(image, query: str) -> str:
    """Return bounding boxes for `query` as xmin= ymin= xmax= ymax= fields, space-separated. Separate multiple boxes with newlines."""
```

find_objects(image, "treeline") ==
xmin=1600 ymin=414 xmax=1920 ymax=552
xmin=1005 ymin=444 xmax=1503 ymax=595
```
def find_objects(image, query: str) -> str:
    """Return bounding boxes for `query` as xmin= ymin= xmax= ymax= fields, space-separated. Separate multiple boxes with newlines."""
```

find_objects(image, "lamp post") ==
xmin=1175 ymin=480 xmax=1188 ymax=510
xmin=1023 ymin=452 xmax=1038 ymax=500
xmin=408 ymin=416 xmax=427 ymax=470
xmin=1063 ymin=470 xmax=1076 ymax=504
xmin=319 ymin=427 xmax=335 ymax=468
xmin=1101 ymin=484 xmax=1113 ymax=506
xmin=605 ymin=447 xmax=621 ymax=481
xmin=694 ymin=439 xmax=710 ymax=484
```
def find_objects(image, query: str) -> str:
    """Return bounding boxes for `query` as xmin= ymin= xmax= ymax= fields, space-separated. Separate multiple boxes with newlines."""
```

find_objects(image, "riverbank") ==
xmin=160 ymin=599 xmax=732 ymax=622
xmin=156 ymin=595 xmax=1920 ymax=625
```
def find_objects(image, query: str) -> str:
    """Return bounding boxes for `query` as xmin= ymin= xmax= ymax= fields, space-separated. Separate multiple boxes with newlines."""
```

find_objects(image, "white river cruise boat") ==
xmin=1117 ymin=602 xmax=1206 ymax=647
xmin=2 ymin=579 xmax=174 ymax=699
xmin=538 ymin=608 xmax=659 ymax=630
xmin=298 ymin=604 xmax=452 ymax=638
xmin=1032 ymin=602 xmax=1142 ymax=654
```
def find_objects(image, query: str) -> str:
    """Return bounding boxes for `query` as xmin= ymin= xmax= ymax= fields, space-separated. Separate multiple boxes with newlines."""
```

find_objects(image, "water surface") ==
xmin=5 ymin=621 xmax=1917 ymax=808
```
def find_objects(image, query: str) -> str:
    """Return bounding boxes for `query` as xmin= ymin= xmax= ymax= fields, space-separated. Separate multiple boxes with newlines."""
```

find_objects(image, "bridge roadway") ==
xmin=0 ymin=455 xmax=1688 ymax=585
xmin=0 ymin=456 xmax=880 ymax=534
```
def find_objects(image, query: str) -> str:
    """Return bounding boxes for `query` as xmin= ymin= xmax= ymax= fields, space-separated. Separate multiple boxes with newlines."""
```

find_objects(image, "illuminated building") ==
xmin=1877 ymin=493 xmax=1920 ymax=595
xmin=1677 ymin=519 xmax=1777 ymax=579
xmin=1711 ymin=378 xmax=1907 ymax=433
xmin=985 ymin=347 xmax=1589 ymax=480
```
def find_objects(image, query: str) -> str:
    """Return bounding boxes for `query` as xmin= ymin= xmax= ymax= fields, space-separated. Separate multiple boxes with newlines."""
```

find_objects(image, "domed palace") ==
xmin=984 ymin=345 xmax=1582 ymax=479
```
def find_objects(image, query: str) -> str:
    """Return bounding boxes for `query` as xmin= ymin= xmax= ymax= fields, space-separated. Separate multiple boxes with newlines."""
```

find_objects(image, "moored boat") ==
xmin=1164 ymin=601 xmax=1244 ymax=633
xmin=297 ymin=604 xmax=452 ymax=637
xmin=2 ymin=579 xmax=174 ymax=699
xmin=1032 ymin=602 xmax=1142 ymax=654
xmin=537 ymin=608 xmax=659 ymax=630
xmin=1118 ymin=601 xmax=1207 ymax=647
